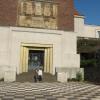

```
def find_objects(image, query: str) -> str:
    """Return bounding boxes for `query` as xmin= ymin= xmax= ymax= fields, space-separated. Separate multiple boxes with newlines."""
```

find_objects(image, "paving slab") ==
xmin=0 ymin=82 xmax=100 ymax=100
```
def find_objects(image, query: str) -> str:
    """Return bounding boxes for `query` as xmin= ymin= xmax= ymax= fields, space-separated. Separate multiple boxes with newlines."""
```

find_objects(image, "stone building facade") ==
xmin=0 ymin=0 xmax=99 ymax=82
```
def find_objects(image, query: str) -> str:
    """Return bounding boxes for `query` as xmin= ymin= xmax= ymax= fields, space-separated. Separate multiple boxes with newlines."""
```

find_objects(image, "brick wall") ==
xmin=0 ymin=0 xmax=18 ymax=26
xmin=56 ymin=0 xmax=76 ymax=31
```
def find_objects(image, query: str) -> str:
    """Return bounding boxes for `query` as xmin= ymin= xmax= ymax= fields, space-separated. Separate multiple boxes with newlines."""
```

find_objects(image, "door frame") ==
xmin=20 ymin=43 xmax=53 ymax=74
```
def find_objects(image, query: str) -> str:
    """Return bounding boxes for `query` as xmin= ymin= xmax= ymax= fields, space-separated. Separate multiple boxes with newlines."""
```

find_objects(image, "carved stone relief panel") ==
xmin=20 ymin=2 xmax=24 ymax=14
xmin=25 ymin=2 xmax=33 ymax=15
xmin=18 ymin=15 xmax=26 ymax=26
xmin=32 ymin=17 xmax=44 ymax=28
xmin=50 ymin=19 xmax=57 ymax=29
xmin=44 ymin=3 xmax=51 ymax=16
xmin=18 ymin=0 xmax=58 ymax=29
xmin=34 ymin=2 xmax=42 ymax=16
xmin=25 ymin=16 xmax=32 ymax=27
xmin=53 ymin=4 xmax=58 ymax=17
xmin=19 ymin=15 xmax=32 ymax=27
xmin=44 ymin=21 xmax=50 ymax=28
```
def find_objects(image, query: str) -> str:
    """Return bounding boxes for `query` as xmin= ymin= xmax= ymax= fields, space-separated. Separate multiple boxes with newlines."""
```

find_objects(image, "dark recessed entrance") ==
xmin=28 ymin=50 xmax=44 ymax=71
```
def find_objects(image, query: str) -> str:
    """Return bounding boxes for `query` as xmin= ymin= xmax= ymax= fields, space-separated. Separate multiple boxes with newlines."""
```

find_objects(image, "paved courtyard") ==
xmin=0 ymin=82 xmax=100 ymax=100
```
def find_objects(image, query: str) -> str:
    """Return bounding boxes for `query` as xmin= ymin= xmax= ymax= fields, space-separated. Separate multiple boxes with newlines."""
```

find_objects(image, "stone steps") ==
xmin=16 ymin=70 xmax=57 ymax=82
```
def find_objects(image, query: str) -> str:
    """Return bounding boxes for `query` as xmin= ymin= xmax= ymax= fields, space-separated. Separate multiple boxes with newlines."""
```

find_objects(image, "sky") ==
xmin=74 ymin=0 xmax=100 ymax=26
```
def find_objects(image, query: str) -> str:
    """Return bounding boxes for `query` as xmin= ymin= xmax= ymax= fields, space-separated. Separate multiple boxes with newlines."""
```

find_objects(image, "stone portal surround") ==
xmin=0 ymin=82 xmax=100 ymax=100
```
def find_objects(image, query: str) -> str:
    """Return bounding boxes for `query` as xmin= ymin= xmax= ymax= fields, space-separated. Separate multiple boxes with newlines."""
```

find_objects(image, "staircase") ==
xmin=16 ymin=70 xmax=57 ymax=82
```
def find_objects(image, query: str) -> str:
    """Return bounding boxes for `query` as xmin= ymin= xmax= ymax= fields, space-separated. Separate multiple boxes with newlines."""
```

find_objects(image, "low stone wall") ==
xmin=4 ymin=70 xmax=16 ymax=82
xmin=0 ymin=65 xmax=16 ymax=82
xmin=56 ymin=67 xmax=84 ymax=82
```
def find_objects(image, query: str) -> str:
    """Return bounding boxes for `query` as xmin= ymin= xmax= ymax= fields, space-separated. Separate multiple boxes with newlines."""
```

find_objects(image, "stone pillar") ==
xmin=57 ymin=72 xmax=68 ymax=82
xmin=4 ymin=70 xmax=16 ymax=82
xmin=4 ymin=66 xmax=16 ymax=82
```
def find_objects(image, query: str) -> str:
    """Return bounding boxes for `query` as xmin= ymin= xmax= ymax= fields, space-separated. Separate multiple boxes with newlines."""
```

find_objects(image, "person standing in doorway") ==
xmin=33 ymin=69 xmax=38 ymax=82
xmin=37 ymin=68 xmax=43 ymax=82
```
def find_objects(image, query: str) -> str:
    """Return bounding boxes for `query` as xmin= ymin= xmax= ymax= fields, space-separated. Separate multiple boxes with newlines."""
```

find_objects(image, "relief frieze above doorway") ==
xmin=18 ymin=0 xmax=58 ymax=29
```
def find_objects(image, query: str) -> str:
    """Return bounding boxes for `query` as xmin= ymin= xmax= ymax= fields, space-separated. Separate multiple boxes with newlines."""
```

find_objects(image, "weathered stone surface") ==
xmin=18 ymin=0 xmax=58 ymax=29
